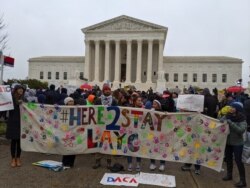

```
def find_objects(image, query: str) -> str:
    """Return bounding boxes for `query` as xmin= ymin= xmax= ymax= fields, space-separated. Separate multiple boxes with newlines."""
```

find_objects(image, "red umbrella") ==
xmin=227 ymin=86 xmax=245 ymax=93
xmin=80 ymin=83 xmax=92 ymax=90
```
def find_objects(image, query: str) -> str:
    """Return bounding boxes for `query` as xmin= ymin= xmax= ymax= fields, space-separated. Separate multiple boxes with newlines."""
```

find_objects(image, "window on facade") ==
xmin=222 ymin=74 xmax=227 ymax=83
xmin=193 ymin=73 xmax=197 ymax=82
xmin=40 ymin=71 xmax=43 ymax=79
xmin=165 ymin=73 xmax=169 ymax=82
xmin=63 ymin=72 xmax=67 ymax=80
xmin=174 ymin=73 xmax=178 ymax=82
xmin=79 ymin=72 xmax=84 ymax=80
xmin=202 ymin=74 xmax=207 ymax=82
xmin=183 ymin=73 xmax=188 ymax=82
xmin=48 ymin=72 xmax=51 ymax=80
xmin=56 ymin=72 xmax=59 ymax=80
xmin=212 ymin=74 xmax=217 ymax=83
xmin=154 ymin=72 xmax=156 ymax=76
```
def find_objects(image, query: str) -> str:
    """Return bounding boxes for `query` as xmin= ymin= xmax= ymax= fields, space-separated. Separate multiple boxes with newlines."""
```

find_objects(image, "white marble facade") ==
xmin=28 ymin=15 xmax=243 ymax=91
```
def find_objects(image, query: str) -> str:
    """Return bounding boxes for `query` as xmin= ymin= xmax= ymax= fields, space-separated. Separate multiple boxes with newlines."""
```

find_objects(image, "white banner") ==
xmin=0 ymin=85 xmax=14 ymax=111
xmin=177 ymin=94 xmax=204 ymax=112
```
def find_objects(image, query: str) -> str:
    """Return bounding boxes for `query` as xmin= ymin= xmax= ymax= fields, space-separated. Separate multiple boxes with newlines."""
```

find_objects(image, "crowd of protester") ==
xmin=4 ymin=83 xmax=250 ymax=188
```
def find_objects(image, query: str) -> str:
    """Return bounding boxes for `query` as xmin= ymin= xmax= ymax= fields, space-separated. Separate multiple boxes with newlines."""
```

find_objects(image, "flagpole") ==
xmin=0 ymin=50 xmax=4 ymax=85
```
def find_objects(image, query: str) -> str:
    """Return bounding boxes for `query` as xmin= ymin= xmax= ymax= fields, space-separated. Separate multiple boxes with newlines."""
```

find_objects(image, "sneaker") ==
xmin=159 ymin=164 xmax=165 ymax=172
xmin=194 ymin=169 xmax=201 ymax=175
xmin=136 ymin=163 xmax=141 ymax=172
xmin=181 ymin=165 xmax=191 ymax=171
xmin=149 ymin=163 xmax=156 ymax=171
xmin=127 ymin=163 xmax=133 ymax=172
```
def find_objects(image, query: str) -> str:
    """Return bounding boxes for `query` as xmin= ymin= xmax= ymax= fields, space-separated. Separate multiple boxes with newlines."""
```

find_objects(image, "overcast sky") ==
xmin=1 ymin=0 xmax=250 ymax=86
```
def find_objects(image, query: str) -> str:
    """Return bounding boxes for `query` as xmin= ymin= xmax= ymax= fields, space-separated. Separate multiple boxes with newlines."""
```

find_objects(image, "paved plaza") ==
xmin=0 ymin=139 xmax=249 ymax=188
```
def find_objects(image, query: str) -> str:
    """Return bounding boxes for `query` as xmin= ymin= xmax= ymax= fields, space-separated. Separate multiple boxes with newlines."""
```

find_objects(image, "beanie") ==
xmin=230 ymin=102 xmax=243 ymax=112
xmin=102 ymin=83 xmax=111 ymax=91
xmin=87 ymin=94 xmax=95 ymax=103
xmin=153 ymin=99 xmax=162 ymax=109
xmin=64 ymin=97 xmax=74 ymax=105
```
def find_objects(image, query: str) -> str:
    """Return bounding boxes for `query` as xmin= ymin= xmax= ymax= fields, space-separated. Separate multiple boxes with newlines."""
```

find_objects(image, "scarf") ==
xmin=100 ymin=95 xmax=113 ymax=106
xmin=226 ymin=112 xmax=246 ymax=122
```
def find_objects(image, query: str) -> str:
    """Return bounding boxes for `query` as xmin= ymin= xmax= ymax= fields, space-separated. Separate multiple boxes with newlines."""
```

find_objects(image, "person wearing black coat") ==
xmin=6 ymin=85 xmax=25 ymax=167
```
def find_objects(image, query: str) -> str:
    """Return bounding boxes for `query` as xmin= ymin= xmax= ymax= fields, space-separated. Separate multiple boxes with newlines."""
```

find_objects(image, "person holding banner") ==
xmin=149 ymin=99 xmax=166 ymax=171
xmin=61 ymin=97 xmax=77 ymax=168
xmin=127 ymin=95 xmax=143 ymax=172
xmin=221 ymin=102 xmax=247 ymax=187
xmin=6 ymin=85 xmax=25 ymax=167
xmin=92 ymin=83 xmax=118 ymax=169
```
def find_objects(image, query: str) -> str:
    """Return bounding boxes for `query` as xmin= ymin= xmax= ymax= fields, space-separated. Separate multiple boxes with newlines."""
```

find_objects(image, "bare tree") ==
xmin=0 ymin=14 xmax=8 ymax=51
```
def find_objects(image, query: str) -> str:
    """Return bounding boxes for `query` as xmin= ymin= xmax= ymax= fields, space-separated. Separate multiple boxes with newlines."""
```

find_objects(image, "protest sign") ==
xmin=0 ymin=85 xmax=13 ymax=111
xmin=138 ymin=172 xmax=176 ymax=187
xmin=20 ymin=103 xmax=228 ymax=172
xmin=100 ymin=173 xmax=139 ymax=187
xmin=177 ymin=94 xmax=204 ymax=112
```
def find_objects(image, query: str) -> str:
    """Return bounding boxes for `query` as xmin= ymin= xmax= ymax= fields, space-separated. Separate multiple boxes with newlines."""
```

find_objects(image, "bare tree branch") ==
xmin=0 ymin=14 xmax=8 ymax=51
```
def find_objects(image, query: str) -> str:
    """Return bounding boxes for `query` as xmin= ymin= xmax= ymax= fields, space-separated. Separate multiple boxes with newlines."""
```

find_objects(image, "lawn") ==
xmin=0 ymin=122 xmax=6 ymax=135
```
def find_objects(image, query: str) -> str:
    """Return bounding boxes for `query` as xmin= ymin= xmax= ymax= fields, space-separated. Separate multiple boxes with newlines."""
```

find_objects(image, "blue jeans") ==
xmin=127 ymin=156 xmax=141 ymax=163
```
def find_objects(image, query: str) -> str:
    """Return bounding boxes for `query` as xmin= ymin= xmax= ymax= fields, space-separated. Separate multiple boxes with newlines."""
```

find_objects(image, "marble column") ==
xmin=135 ymin=39 xmax=142 ymax=83
xmin=157 ymin=39 xmax=164 ymax=81
xmin=125 ymin=40 xmax=132 ymax=83
xmin=114 ymin=40 xmax=120 ymax=83
xmin=94 ymin=40 xmax=100 ymax=82
xmin=146 ymin=39 xmax=153 ymax=83
xmin=84 ymin=40 xmax=90 ymax=81
xmin=104 ymin=40 xmax=110 ymax=82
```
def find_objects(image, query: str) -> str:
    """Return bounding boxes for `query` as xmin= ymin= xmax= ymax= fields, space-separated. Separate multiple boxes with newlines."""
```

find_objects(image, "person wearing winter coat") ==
xmin=221 ymin=102 xmax=247 ymax=188
xmin=92 ymin=83 xmax=118 ymax=169
xmin=6 ymin=85 xmax=25 ymax=167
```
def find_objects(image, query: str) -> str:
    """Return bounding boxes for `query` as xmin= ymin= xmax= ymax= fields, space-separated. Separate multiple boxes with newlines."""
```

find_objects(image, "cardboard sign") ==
xmin=100 ymin=173 xmax=139 ymax=187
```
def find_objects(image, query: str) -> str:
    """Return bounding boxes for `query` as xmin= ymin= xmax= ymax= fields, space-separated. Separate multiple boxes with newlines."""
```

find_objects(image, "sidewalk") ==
xmin=0 ymin=142 xmax=249 ymax=188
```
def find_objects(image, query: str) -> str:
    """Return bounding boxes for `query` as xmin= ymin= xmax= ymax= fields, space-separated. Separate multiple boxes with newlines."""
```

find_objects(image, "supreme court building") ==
xmin=28 ymin=15 xmax=243 ymax=91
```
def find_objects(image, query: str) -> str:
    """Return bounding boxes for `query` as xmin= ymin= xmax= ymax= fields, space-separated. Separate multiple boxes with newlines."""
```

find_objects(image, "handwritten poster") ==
xmin=0 ymin=85 xmax=13 ymax=111
xmin=20 ymin=103 xmax=229 ymax=172
xmin=177 ymin=94 xmax=204 ymax=112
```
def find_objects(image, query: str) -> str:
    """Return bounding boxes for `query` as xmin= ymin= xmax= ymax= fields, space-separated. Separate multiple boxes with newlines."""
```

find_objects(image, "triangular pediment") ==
xmin=82 ymin=15 xmax=167 ymax=32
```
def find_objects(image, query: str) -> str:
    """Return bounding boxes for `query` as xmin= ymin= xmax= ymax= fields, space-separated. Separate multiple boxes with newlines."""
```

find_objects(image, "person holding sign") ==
xmin=221 ymin=102 xmax=247 ymax=188
xmin=6 ymin=85 xmax=25 ymax=167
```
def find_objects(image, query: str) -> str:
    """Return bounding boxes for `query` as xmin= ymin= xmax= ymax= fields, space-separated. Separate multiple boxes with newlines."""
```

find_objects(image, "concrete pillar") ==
xmin=125 ymin=40 xmax=132 ymax=83
xmin=104 ymin=40 xmax=110 ymax=82
xmin=158 ymin=40 xmax=164 ymax=76
xmin=84 ymin=40 xmax=90 ymax=81
xmin=114 ymin=40 xmax=120 ymax=83
xmin=146 ymin=39 xmax=153 ymax=83
xmin=135 ymin=39 xmax=142 ymax=83
xmin=94 ymin=40 xmax=100 ymax=82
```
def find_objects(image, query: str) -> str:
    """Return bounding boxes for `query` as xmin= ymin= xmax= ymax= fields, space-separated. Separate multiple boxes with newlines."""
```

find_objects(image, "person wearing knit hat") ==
xmin=92 ymin=83 xmax=117 ymax=170
xmin=86 ymin=94 xmax=95 ymax=105
xmin=230 ymin=102 xmax=243 ymax=112
xmin=61 ymin=97 xmax=76 ymax=168
xmin=153 ymin=100 xmax=161 ymax=110
xmin=102 ymin=83 xmax=111 ymax=92
xmin=64 ymin=97 xmax=74 ymax=105
xmin=222 ymin=102 xmax=247 ymax=187
xmin=149 ymin=99 xmax=166 ymax=172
